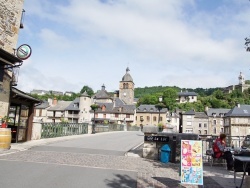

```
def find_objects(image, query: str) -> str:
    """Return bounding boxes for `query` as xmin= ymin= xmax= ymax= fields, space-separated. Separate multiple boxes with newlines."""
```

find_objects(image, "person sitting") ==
xmin=213 ymin=133 xmax=234 ymax=170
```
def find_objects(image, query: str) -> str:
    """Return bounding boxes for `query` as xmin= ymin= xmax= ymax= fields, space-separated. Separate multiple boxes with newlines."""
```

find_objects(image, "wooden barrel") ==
xmin=0 ymin=128 xmax=11 ymax=150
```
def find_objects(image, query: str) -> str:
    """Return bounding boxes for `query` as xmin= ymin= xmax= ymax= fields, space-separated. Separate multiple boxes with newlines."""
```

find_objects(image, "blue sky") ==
xmin=16 ymin=0 xmax=250 ymax=93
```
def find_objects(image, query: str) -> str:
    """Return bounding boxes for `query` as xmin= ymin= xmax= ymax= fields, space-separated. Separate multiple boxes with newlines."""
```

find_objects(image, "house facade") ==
xmin=177 ymin=91 xmax=197 ymax=103
xmin=206 ymin=107 xmax=230 ymax=136
xmin=135 ymin=104 xmax=168 ymax=126
xmin=182 ymin=109 xmax=208 ymax=135
xmin=224 ymin=104 xmax=250 ymax=139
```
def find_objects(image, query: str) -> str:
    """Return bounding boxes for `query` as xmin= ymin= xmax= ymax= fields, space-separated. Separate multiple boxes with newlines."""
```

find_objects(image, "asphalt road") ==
xmin=0 ymin=131 xmax=144 ymax=188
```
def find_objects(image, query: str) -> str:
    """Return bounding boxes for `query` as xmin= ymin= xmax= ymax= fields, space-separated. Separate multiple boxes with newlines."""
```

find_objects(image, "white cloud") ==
xmin=16 ymin=0 xmax=250 ymax=94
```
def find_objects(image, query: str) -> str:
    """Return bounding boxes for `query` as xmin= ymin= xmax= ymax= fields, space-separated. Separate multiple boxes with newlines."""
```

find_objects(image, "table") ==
xmin=233 ymin=156 xmax=250 ymax=188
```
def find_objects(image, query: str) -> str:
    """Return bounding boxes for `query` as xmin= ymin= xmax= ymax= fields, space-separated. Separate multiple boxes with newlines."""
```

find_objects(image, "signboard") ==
xmin=16 ymin=44 xmax=32 ymax=60
xmin=180 ymin=140 xmax=203 ymax=185
xmin=144 ymin=136 xmax=169 ymax=142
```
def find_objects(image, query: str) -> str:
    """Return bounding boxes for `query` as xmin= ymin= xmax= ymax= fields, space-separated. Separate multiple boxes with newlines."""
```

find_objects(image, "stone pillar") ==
xmin=31 ymin=120 xmax=42 ymax=140
xmin=142 ymin=125 xmax=159 ymax=160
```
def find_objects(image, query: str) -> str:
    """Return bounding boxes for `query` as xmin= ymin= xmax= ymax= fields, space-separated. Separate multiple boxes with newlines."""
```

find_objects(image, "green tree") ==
xmin=162 ymin=88 xmax=178 ymax=111
xmin=80 ymin=85 xmax=94 ymax=96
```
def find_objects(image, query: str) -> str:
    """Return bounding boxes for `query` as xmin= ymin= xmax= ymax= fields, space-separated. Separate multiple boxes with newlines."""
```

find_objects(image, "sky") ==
xmin=16 ymin=0 xmax=250 ymax=94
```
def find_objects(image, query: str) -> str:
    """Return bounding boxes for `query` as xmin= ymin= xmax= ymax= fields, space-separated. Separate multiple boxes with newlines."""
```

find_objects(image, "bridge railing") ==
xmin=41 ymin=123 xmax=141 ymax=138
xmin=41 ymin=123 xmax=88 ymax=138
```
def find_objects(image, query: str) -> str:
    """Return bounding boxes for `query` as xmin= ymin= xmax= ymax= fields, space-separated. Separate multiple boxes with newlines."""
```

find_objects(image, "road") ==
xmin=0 ymin=131 xmax=144 ymax=188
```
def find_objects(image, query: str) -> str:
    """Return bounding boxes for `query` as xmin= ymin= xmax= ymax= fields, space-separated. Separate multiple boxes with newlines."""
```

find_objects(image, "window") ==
xmin=185 ymin=128 xmax=193 ymax=133
xmin=204 ymin=130 xmax=207 ymax=134
xmin=153 ymin=116 xmax=157 ymax=121
xmin=198 ymin=130 xmax=201 ymax=134
xmin=126 ymin=114 xmax=130 ymax=118
xmin=199 ymin=123 xmax=202 ymax=128
xmin=213 ymin=127 xmax=216 ymax=134
xmin=147 ymin=116 xmax=150 ymax=121
xmin=213 ymin=120 xmax=216 ymax=125
xmin=187 ymin=121 xmax=192 ymax=126
xmin=220 ymin=119 xmax=223 ymax=126
xmin=235 ymin=128 xmax=239 ymax=133
xmin=204 ymin=123 xmax=207 ymax=128
xmin=103 ymin=114 xmax=106 ymax=118
xmin=160 ymin=117 xmax=162 ymax=121
xmin=220 ymin=128 xmax=223 ymax=133
xmin=115 ymin=114 xmax=119 ymax=118
xmin=187 ymin=115 xmax=191 ymax=119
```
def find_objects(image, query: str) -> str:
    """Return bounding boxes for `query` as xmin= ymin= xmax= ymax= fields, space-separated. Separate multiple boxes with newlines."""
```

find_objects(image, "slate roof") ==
xmin=183 ymin=109 xmax=195 ymax=115
xmin=178 ymin=92 xmax=197 ymax=96
xmin=47 ymin=101 xmax=72 ymax=111
xmin=65 ymin=98 xmax=80 ymax=111
xmin=206 ymin=108 xmax=230 ymax=117
xmin=35 ymin=100 xmax=50 ymax=109
xmin=95 ymin=97 xmax=136 ymax=114
xmin=121 ymin=67 xmax=133 ymax=82
xmin=97 ymin=98 xmax=136 ymax=113
xmin=94 ymin=84 xmax=112 ymax=99
xmin=225 ymin=105 xmax=250 ymax=117
xmin=136 ymin=104 xmax=168 ymax=113
xmin=195 ymin=112 xmax=208 ymax=118
xmin=80 ymin=91 xmax=89 ymax=97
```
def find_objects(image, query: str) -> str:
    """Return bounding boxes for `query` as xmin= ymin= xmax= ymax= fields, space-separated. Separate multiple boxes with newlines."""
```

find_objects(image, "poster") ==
xmin=181 ymin=140 xmax=203 ymax=185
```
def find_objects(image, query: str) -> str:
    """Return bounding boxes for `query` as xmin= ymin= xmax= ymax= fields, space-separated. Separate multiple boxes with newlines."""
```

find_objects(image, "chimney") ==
xmin=205 ymin=106 xmax=209 ymax=112
xmin=53 ymin=97 xmax=57 ymax=106
xmin=237 ymin=103 xmax=240 ymax=108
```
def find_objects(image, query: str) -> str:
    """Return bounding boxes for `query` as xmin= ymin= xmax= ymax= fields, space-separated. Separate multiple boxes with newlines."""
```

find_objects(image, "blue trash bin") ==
xmin=160 ymin=144 xmax=171 ymax=163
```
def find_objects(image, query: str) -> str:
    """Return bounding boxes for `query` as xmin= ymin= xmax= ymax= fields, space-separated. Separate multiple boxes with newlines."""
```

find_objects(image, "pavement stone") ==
xmin=0 ymin=134 xmax=247 ymax=188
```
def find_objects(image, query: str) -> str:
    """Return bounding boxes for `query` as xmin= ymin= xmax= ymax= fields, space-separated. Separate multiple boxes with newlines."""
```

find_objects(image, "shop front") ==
xmin=8 ymin=87 xmax=40 ymax=143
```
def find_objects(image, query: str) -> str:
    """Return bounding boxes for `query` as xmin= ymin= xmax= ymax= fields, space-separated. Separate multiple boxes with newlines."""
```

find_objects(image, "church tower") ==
xmin=119 ymin=67 xmax=134 ymax=105
xmin=238 ymin=72 xmax=245 ymax=85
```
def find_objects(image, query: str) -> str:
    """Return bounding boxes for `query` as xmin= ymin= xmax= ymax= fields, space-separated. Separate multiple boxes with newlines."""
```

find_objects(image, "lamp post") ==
xmin=90 ymin=101 xmax=99 ymax=134
xmin=140 ymin=117 xmax=144 ymax=131
xmin=155 ymin=96 xmax=165 ymax=124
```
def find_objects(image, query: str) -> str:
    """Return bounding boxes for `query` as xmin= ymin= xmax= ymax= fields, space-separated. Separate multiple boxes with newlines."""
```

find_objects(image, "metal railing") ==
xmin=41 ymin=123 xmax=141 ymax=138
xmin=199 ymin=135 xmax=247 ymax=163
xmin=41 ymin=123 xmax=88 ymax=138
xmin=94 ymin=124 xmax=140 ymax=133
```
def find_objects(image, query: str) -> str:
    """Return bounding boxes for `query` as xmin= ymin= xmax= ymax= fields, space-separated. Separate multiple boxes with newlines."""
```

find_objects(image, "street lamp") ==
xmin=140 ymin=117 xmax=144 ymax=131
xmin=90 ymin=99 xmax=99 ymax=134
xmin=155 ymin=96 xmax=165 ymax=124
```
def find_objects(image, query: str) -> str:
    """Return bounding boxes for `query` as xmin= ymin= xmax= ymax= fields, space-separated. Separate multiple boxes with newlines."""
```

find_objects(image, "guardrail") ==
xmin=41 ymin=123 xmax=88 ymax=138
xmin=41 ymin=123 xmax=141 ymax=138
xmin=95 ymin=124 xmax=140 ymax=133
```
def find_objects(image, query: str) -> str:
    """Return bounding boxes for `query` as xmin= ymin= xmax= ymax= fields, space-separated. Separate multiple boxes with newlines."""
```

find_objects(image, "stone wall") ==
xmin=0 ymin=0 xmax=24 ymax=53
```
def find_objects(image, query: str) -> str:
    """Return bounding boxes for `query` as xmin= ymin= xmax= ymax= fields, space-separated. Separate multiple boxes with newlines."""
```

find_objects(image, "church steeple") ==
xmin=119 ymin=67 xmax=134 ymax=105
xmin=239 ymin=72 xmax=245 ymax=85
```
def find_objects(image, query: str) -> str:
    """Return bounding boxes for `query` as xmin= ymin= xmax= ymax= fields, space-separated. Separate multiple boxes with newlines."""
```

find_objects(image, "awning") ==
xmin=0 ymin=48 xmax=22 ymax=66
xmin=10 ymin=87 xmax=41 ymax=105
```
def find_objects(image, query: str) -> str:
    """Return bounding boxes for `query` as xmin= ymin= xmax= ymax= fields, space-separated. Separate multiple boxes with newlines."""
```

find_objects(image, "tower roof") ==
xmin=122 ymin=67 xmax=133 ymax=82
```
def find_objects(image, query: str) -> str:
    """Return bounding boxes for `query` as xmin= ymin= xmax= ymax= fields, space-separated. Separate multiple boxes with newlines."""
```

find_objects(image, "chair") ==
xmin=206 ymin=149 xmax=226 ymax=167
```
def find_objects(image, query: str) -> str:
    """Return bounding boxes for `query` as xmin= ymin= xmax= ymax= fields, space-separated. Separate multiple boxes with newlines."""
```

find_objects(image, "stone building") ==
xmin=205 ymin=107 xmax=230 ymax=135
xmin=119 ymin=67 xmax=134 ymax=105
xmin=224 ymin=72 xmax=250 ymax=93
xmin=0 ymin=0 xmax=40 ymax=143
xmin=224 ymin=104 xmax=250 ymax=146
xmin=182 ymin=109 xmax=208 ymax=135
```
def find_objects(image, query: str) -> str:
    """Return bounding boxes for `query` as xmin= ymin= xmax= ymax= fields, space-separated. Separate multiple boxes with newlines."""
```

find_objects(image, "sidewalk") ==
xmin=0 ymin=134 xmax=247 ymax=188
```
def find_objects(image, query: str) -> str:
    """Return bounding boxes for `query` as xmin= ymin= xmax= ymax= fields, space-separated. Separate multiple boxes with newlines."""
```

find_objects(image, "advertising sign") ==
xmin=16 ymin=44 xmax=32 ymax=60
xmin=181 ymin=140 xmax=203 ymax=185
